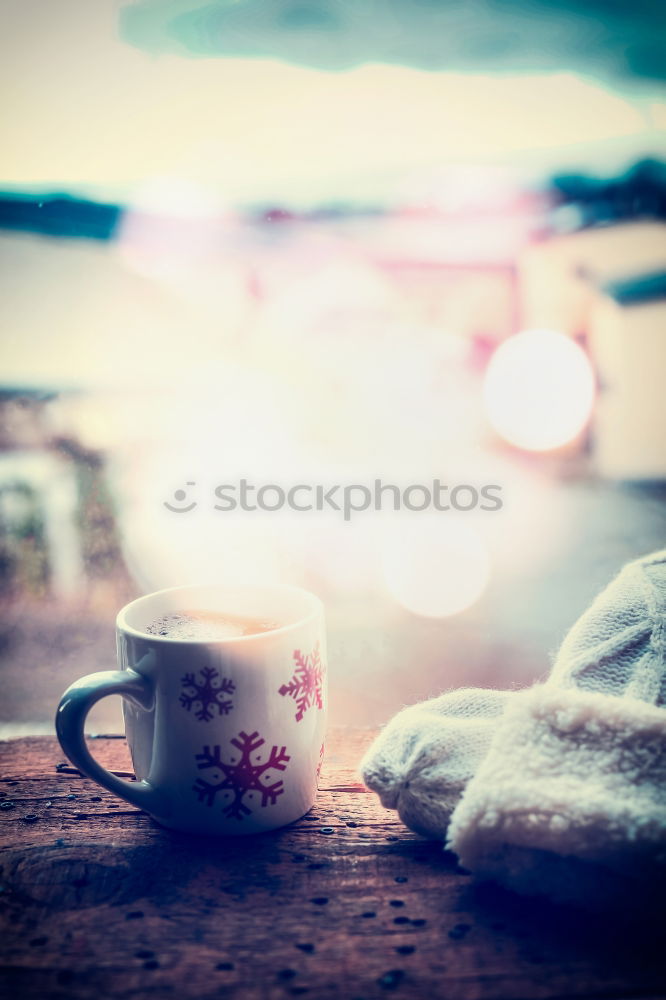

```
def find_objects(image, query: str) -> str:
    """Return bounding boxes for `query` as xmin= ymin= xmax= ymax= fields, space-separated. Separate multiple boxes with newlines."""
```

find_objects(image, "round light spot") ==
xmin=380 ymin=516 xmax=490 ymax=618
xmin=483 ymin=330 xmax=595 ymax=452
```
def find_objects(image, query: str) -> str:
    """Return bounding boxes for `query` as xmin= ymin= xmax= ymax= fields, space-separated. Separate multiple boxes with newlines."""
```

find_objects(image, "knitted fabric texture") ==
xmin=447 ymin=548 xmax=666 ymax=908
xmin=360 ymin=687 xmax=512 ymax=839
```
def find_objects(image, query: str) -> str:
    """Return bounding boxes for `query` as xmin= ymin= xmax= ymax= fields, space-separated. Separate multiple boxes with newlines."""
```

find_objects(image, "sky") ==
xmin=0 ymin=0 xmax=665 ymax=206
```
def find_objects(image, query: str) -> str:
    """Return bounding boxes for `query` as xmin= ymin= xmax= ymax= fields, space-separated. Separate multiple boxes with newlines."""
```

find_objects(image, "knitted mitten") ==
xmin=447 ymin=549 xmax=666 ymax=909
xmin=360 ymin=687 xmax=512 ymax=839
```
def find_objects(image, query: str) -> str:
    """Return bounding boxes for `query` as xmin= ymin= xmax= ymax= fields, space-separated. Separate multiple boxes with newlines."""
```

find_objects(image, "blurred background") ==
xmin=1 ymin=0 xmax=665 ymax=735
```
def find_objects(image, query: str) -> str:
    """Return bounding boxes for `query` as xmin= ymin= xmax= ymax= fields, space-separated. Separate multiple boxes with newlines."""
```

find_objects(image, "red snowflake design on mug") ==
xmin=179 ymin=667 xmax=234 ymax=722
xmin=279 ymin=642 xmax=324 ymax=722
xmin=317 ymin=741 xmax=325 ymax=785
xmin=192 ymin=731 xmax=290 ymax=820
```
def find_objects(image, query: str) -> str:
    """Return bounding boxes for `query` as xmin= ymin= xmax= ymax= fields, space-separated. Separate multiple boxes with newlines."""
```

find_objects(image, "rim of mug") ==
xmin=116 ymin=583 xmax=323 ymax=645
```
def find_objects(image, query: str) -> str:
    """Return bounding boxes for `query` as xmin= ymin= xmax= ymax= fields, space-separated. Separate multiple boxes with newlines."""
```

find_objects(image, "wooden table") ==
xmin=1 ymin=729 xmax=664 ymax=1000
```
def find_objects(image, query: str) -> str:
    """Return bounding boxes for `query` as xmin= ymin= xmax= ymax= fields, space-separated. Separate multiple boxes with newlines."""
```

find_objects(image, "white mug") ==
xmin=56 ymin=584 xmax=327 ymax=835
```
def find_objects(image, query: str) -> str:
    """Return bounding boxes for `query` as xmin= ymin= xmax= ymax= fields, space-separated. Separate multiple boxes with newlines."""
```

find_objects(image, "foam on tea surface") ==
xmin=145 ymin=610 xmax=280 ymax=641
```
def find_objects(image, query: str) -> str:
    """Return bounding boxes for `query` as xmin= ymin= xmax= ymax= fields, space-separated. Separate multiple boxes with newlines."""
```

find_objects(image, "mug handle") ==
xmin=56 ymin=669 xmax=165 ymax=814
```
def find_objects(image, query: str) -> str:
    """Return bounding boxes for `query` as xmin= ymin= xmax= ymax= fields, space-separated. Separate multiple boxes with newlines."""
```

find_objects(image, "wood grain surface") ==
xmin=0 ymin=731 xmax=664 ymax=1000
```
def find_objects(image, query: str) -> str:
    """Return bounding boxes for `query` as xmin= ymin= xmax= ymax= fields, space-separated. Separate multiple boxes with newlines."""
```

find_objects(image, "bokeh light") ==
xmin=483 ymin=329 xmax=595 ymax=451
xmin=380 ymin=515 xmax=491 ymax=618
